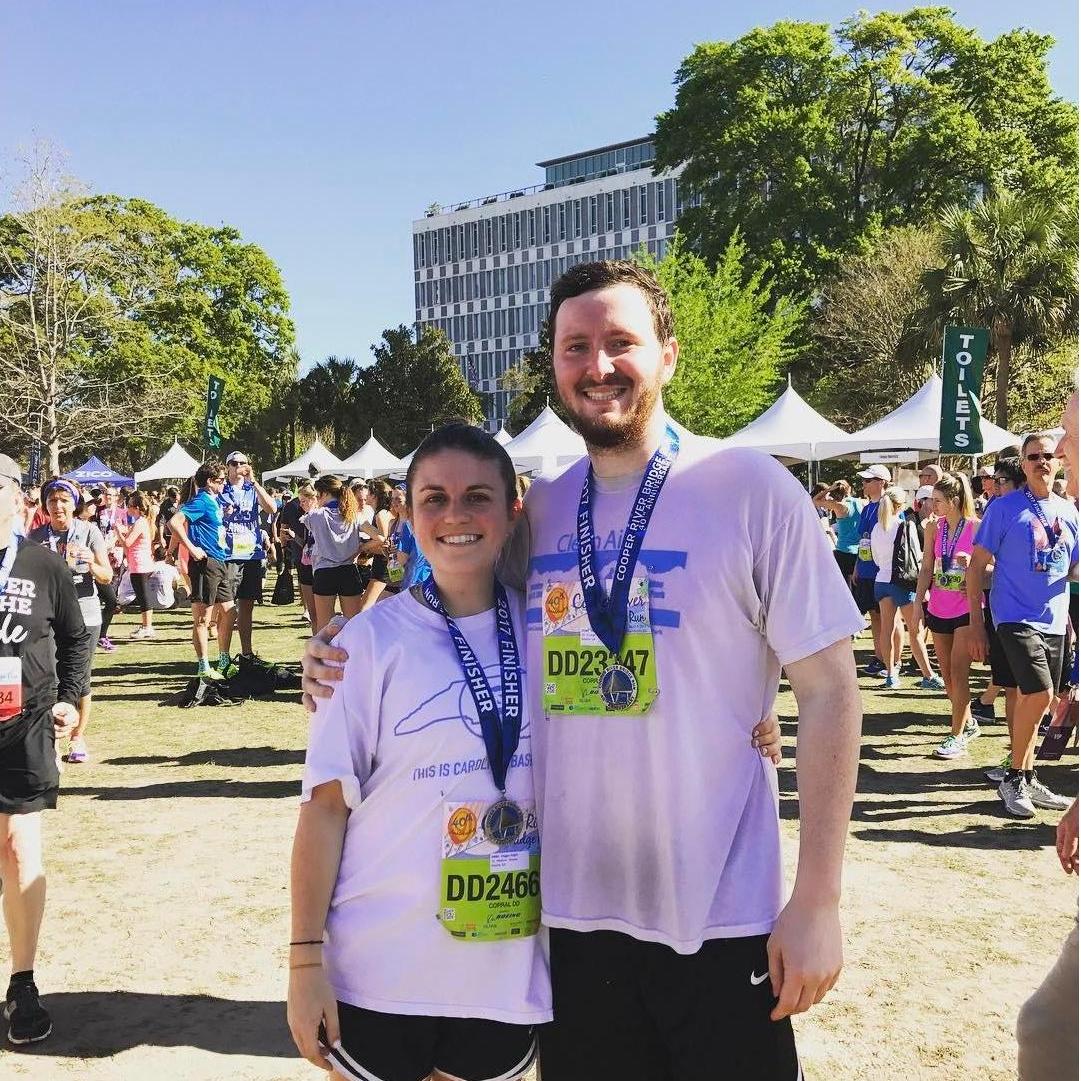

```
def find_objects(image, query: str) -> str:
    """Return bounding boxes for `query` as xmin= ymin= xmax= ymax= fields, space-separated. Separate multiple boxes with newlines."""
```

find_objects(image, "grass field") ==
xmin=2 ymin=589 xmax=1076 ymax=1080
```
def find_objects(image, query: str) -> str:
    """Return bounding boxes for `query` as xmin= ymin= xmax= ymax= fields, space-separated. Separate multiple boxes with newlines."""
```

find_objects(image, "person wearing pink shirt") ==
xmin=114 ymin=493 xmax=156 ymax=640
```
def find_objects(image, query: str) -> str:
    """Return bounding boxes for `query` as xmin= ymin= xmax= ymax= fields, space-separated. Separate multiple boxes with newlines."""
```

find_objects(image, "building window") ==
xmin=542 ymin=205 xmax=551 ymax=244
xmin=605 ymin=192 xmax=614 ymax=231
xmin=558 ymin=202 xmax=566 ymax=240
xmin=656 ymin=182 xmax=666 ymax=222
xmin=622 ymin=189 xmax=631 ymax=228
xmin=513 ymin=214 xmax=521 ymax=249
xmin=574 ymin=200 xmax=582 ymax=237
xmin=639 ymin=187 xmax=647 ymax=225
xmin=499 ymin=217 xmax=507 ymax=251
xmin=589 ymin=196 xmax=597 ymax=234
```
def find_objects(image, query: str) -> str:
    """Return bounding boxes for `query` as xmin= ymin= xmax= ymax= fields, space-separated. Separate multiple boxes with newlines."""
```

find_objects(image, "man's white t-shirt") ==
xmin=523 ymin=436 xmax=864 ymax=954
xmin=302 ymin=588 xmax=552 ymax=1024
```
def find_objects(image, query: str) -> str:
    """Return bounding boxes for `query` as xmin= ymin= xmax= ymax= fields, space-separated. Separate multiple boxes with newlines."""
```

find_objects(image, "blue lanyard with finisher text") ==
xmin=422 ymin=578 xmax=522 ymax=794
xmin=576 ymin=424 xmax=679 ymax=655
xmin=940 ymin=518 xmax=965 ymax=570
xmin=1024 ymin=488 xmax=1064 ymax=566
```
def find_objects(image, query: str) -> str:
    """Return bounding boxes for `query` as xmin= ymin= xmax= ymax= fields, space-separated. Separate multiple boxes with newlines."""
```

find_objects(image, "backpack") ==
xmin=891 ymin=511 xmax=923 ymax=589
xmin=165 ymin=677 xmax=244 ymax=709
xmin=221 ymin=658 xmax=302 ymax=699
xmin=271 ymin=567 xmax=295 ymax=605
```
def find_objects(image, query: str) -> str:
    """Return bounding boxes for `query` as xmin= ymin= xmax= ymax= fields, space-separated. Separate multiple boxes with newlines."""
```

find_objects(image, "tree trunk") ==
xmin=994 ymin=324 xmax=1012 ymax=429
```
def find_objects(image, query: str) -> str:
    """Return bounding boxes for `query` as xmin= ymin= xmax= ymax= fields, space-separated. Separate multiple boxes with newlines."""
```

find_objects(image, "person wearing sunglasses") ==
xmin=967 ymin=433 xmax=1079 ymax=818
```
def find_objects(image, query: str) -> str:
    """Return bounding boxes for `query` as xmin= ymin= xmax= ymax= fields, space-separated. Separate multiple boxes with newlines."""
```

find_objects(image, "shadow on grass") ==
xmin=7 ymin=991 xmax=295 ymax=1059
xmin=63 ymin=779 xmax=299 ymax=800
xmin=852 ymin=823 xmax=1050 ymax=850
xmin=104 ymin=747 xmax=305 ymax=768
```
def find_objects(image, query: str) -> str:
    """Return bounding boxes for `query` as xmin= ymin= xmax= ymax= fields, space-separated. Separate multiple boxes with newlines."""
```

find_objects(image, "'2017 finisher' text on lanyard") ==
xmin=424 ymin=579 xmax=540 ymax=941
xmin=1025 ymin=489 xmax=1068 ymax=573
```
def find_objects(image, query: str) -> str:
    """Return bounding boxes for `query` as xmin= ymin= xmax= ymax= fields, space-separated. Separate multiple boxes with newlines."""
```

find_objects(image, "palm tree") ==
xmin=296 ymin=355 xmax=361 ymax=455
xmin=922 ymin=192 xmax=1077 ymax=427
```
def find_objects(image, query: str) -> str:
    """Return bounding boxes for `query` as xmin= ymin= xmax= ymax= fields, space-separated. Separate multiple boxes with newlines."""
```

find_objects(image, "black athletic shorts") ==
xmin=541 ymin=929 xmax=800 ymax=1081
xmin=996 ymin=623 xmax=1065 ymax=696
xmin=297 ymin=560 xmax=314 ymax=587
xmin=923 ymin=606 xmax=969 ymax=635
xmin=188 ymin=557 xmax=235 ymax=607
xmin=833 ymin=550 xmax=857 ymax=580
xmin=230 ymin=559 xmax=264 ymax=601
xmin=985 ymin=607 xmax=1016 ymax=688
xmin=313 ymin=564 xmax=365 ymax=598
xmin=851 ymin=576 xmax=879 ymax=615
xmin=327 ymin=1002 xmax=536 ymax=1081
xmin=0 ymin=711 xmax=60 ymax=814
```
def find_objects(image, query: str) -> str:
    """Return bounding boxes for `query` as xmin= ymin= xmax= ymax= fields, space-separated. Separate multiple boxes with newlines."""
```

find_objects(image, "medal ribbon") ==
xmin=576 ymin=424 xmax=679 ymax=654
xmin=939 ymin=517 xmax=965 ymax=571
xmin=422 ymin=578 xmax=522 ymax=794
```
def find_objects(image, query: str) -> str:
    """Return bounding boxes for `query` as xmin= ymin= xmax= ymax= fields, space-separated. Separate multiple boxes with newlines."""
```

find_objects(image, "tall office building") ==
xmin=411 ymin=136 xmax=690 ymax=428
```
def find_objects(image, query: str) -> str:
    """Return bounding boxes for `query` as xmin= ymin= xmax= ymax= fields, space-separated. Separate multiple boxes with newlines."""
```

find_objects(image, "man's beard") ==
xmin=561 ymin=375 xmax=663 ymax=450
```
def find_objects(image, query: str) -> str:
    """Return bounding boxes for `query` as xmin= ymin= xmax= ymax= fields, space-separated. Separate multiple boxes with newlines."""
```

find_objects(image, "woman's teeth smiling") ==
xmin=439 ymin=534 xmax=481 ymax=546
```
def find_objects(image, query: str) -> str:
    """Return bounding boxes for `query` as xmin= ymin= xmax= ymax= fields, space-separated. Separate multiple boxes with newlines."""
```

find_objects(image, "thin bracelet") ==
xmin=290 ymin=961 xmax=324 ymax=971
xmin=289 ymin=939 xmax=324 ymax=946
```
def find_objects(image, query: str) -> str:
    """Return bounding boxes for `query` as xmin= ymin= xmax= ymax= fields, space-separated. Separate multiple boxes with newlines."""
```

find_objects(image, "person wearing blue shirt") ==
xmin=968 ymin=432 xmax=1079 ymax=819
xmin=168 ymin=460 xmax=234 ymax=679
xmin=848 ymin=465 xmax=893 ymax=676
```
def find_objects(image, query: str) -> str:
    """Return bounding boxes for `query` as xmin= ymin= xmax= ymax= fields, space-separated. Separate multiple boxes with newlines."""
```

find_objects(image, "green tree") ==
xmin=921 ymin=191 xmax=1078 ymax=427
xmin=502 ymin=324 xmax=564 ymax=436
xmin=655 ymin=8 xmax=1078 ymax=296
xmin=295 ymin=355 xmax=363 ymax=456
xmin=359 ymin=325 xmax=483 ymax=454
xmin=637 ymin=233 xmax=804 ymax=437
xmin=806 ymin=225 xmax=943 ymax=430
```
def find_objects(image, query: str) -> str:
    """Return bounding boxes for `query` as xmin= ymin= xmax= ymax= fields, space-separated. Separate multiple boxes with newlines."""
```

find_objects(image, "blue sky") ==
xmin=2 ymin=1 xmax=1076 ymax=373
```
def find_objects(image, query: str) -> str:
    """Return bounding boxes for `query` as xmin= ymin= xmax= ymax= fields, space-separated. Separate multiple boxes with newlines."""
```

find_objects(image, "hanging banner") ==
xmin=939 ymin=326 xmax=989 ymax=454
xmin=204 ymin=375 xmax=225 ymax=451
xmin=27 ymin=442 xmax=42 ymax=484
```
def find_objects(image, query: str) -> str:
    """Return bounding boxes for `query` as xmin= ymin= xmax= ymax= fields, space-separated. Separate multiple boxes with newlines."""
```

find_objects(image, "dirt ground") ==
xmin=2 ymin=599 xmax=1076 ymax=1080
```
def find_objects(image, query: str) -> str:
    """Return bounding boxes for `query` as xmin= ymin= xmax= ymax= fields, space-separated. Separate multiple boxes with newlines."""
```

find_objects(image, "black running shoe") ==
xmin=970 ymin=697 xmax=996 ymax=723
xmin=4 ymin=981 xmax=52 ymax=1044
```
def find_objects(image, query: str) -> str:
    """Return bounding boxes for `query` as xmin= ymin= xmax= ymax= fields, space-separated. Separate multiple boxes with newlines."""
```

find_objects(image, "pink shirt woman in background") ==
xmin=916 ymin=473 xmax=982 ymax=760
xmin=115 ymin=492 xmax=157 ymax=639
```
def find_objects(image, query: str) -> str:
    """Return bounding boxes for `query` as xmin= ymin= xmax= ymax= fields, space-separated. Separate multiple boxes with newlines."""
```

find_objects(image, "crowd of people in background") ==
xmin=812 ymin=427 xmax=1079 ymax=820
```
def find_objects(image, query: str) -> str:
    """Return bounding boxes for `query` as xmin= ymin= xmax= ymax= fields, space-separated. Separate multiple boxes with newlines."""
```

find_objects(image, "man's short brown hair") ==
xmin=548 ymin=260 xmax=674 ymax=347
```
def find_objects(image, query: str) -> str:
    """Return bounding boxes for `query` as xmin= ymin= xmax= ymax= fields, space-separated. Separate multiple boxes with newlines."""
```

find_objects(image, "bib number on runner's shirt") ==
xmin=541 ymin=576 xmax=659 ymax=715
xmin=230 ymin=527 xmax=256 ymax=560
xmin=438 ymin=797 xmax=540 ymax=941
xmin=387 ymin=555 xmax=404 ymax=584
xmin=857 ymin=536 xmax=873 ymax=563
xmin=933 ymin=558 xmax=965 ymax=592
xmin=0 ymin=658 xmax=23 ymax=721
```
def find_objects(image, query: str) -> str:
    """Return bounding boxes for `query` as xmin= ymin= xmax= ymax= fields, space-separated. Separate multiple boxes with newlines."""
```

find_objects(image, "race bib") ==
xmin=387 ymin=556 xmax=404 ymax=584
xmin=0 ymin=658 xmax=23 ymax=721
xmin=933 ymin=559 xmax=965 ymax=592
xmin=857 ymin=536 xmax=873 ymax=563
xmin=439 ymin=797 xmax=540 ymax=941
xmin=541 ymin=575 xmax=659 ymax=715
xmin=230 ymin=527 xmax=256 ymax=560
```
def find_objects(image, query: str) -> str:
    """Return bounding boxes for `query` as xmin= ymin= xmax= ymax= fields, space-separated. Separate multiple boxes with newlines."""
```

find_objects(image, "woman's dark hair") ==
xmin=127 ymin=492 xmax=150 ymax=514
xmin=369 ymin=479 xmax=393 ymax=512
xmin=811 ymin=482 xmax=830 ymax=498
xmin=406 ymin=423 xmax=517 ymax=510
xmin=994 ymin=456 xmax=1025 ymax=488
xmin=194 ymin=460 xmax=225 ymax=489
xmin=829 ymin=479 xmax=851 ymax=498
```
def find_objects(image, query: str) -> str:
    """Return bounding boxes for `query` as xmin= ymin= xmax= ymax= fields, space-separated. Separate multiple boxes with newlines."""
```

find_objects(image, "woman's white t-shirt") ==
xmin=302 ymin=587 xmax=552 ymax=1024
xmin=871 ymin=519 xmax=903 ymax=583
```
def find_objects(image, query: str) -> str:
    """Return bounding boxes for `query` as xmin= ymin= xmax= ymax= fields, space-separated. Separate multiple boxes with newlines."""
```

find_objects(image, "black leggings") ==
xmin=129 ymin=572 xmax=154 ymax=613
xmin=97 ymin=580 xmax=118 ymax=638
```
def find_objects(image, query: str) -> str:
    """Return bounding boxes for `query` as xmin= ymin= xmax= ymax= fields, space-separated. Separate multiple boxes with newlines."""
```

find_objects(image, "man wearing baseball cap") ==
xmin=0 ymin=454 xmax=92 ymax=1044
xmin=216 ymin=451 xmax=277 ymax=676
xmin=852 ymin=465 xmax=893 ymax=675
xmin=975 ymin=465 xmax=996 ymax=513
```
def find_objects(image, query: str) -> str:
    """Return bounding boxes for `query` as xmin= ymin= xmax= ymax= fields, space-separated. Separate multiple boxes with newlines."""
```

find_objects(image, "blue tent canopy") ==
xmin=62 ymin=456 xmax=135 ymax=488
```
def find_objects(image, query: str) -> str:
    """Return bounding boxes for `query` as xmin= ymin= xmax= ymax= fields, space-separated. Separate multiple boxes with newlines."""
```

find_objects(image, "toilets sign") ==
xmin=939 ymin=326 xmax=989 ymax=454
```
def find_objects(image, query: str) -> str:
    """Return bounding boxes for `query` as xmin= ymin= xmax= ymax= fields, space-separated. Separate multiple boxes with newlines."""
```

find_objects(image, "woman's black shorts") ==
xmin=833 ymin=550 xmax=857 ymax=580
xmin=297 ymin=561 xmax=314 ymax=588
xmin=0 ymin=711 xmax=60 ymax=814
xmin=327 ymin=1002 xmax=536 ymax=1081
xmin=923 ymin=608 xmax=969 ymax=635
xmin=313 ymin=564 xmax=365 ymax=598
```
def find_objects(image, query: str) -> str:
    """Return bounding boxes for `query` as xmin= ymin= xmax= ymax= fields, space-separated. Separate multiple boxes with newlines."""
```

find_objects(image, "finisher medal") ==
xmin=481 ymin=798 xmax=526 ymax=846
xmin=598 ymin=663 xmax=638 ymax=710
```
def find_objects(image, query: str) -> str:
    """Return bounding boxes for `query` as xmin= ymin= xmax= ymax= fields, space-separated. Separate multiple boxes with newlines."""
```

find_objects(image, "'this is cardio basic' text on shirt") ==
xmin=523 ymin=438 xmax=865 ymax=954
xmin=302 ymin=588 xmax=551 ymax=1024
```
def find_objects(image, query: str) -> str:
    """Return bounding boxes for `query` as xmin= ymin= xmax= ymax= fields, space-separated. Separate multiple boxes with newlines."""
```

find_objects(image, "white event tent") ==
xmin=493 ymin=426 xmax=512 ymax=445
xmin=716 ymin=378 xmax=849 ymax=462
xmin=504 ymin=405 xmax=586 ymax=475
xmin=338 ymin=431 xmax=403 ymax=479
xmin=262 ymin=439 xmax=344 ymax=481
xmin=134 ymin=440 xmax=202 ymax=485
xmin=814 ymin=374 xmax=1020 ymax=460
